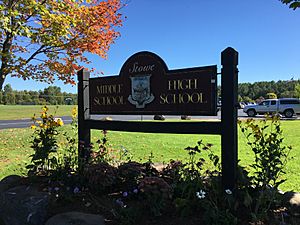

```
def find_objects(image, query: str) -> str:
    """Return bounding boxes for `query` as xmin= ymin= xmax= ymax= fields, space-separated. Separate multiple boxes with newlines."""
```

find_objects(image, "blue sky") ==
xmin=5 ymin=0 xmax=300 ymax=93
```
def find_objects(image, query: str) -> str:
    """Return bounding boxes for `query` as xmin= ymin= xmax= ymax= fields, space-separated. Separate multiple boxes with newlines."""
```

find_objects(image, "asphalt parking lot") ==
xmin=0 ymin=110 xmax=298 ymax=130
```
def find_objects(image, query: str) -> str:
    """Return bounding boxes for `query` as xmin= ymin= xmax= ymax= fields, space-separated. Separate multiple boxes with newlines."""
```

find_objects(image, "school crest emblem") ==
xmin=128 ymin=74 xmax=154 ymax=108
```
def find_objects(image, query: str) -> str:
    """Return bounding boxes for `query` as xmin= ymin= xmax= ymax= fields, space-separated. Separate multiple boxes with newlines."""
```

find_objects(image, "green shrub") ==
xmin=27 ymin=106 xmax=63 ymax=175
xmin=238 ymin=116 xmax=292 ymax=220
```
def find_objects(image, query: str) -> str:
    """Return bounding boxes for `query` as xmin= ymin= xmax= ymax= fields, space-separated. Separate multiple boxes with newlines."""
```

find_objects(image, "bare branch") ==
xmin=25 ymin=44 xmax=45 ymax=63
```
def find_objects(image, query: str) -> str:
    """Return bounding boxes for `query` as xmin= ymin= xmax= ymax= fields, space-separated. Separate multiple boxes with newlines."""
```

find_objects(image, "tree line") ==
xmin=237 ymin=79 xmax=300 ymax=102
xmin=0 ymin=84 xmax=77 ymax=105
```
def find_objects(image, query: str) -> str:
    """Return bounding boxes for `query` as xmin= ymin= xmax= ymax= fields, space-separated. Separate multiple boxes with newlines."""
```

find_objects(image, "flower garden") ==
xmin=0 ymin=106 xmax=299 ymax=225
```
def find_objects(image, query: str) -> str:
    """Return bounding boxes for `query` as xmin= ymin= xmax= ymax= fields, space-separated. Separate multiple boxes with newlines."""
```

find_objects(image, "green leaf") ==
xmin=290 ymin=2 xmax=300 ymax=9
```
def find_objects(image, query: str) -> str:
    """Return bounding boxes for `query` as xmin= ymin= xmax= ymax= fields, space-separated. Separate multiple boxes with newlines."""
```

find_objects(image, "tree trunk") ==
xmin=0 ymin=59 xmax=10 ymax=91
xmin=0 ymin=33 xmax=13 ymax=91
xmin=0 ymin=73 xmax=5 ymax=90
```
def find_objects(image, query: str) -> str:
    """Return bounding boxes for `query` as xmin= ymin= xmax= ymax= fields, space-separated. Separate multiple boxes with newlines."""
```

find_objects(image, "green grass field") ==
xmin=0 ymin=120 xmax=299 ymax=191
xmin=0 ymin=105 xmax=77 ymax=120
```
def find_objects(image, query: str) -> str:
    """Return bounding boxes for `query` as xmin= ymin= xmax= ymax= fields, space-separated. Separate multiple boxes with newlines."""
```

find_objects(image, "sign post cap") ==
xmin=221 ymin=47 xmax=238 ymax=66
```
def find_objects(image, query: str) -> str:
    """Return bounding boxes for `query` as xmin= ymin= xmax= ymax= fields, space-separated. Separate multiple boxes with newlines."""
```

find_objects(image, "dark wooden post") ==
xmin=77 ymin=68 xmax=91 ymax=166
xmin=221 ymin=47 xmax=239 ymax=191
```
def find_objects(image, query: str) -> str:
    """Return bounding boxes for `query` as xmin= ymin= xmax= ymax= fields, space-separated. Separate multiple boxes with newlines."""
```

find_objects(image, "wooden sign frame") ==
xmin=77 ymin=47 xmax=238 ymax=190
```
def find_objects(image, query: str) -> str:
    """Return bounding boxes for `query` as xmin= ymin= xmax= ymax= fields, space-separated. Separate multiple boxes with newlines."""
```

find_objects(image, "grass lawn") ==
xmin=0 ymin=120 xmax=299 ymax=191
xmin=0 ymin=105 xmax=77 ymax=120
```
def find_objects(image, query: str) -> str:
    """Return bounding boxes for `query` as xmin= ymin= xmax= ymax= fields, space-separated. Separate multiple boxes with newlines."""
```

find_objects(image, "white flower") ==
xmin=196 ymin=190 xmax=206 ymax=199
xmin=225 ymin=189 xmax=232 ymax=195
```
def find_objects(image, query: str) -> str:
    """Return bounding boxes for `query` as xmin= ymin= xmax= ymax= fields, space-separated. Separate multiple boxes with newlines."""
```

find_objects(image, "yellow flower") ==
xmin=41 ymin=112 xmax=47 ymax=119
xmin=42 ymin=105 xmax=49 ymax=112
xmin=72 ymin=107 xmax=77 ymax=118
xmin=40 ymin=123 xmax=48 ymax=129
xmin=31 ymin=125 xmax=36 ymax=129
xmin=55 ymin=118 xmax=64 ymax=126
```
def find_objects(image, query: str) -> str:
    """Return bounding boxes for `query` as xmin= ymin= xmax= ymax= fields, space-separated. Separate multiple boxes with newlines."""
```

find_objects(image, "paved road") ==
xmin=0 ymin=116 xmax=74 ymax=130
xmin=0 ymin=110 xmax=298 ymax=130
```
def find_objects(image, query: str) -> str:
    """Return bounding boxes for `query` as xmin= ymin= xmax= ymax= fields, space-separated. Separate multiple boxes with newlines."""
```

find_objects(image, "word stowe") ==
xmin=89 ymin=51 xmax=217 ymax=115
xmin=129 ymin=62 xmax=155 ymax=73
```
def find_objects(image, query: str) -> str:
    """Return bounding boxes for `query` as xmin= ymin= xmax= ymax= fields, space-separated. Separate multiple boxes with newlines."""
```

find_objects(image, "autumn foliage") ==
xmin=0 ymin=0 xmax=123 ymax=89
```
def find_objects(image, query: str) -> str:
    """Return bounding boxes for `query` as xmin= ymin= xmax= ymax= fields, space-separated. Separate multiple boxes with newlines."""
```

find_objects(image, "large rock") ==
xmin=0 ymin=185 xmax=49 ymax=225
xmin=180 ymin=115 xmax=191 ymax=120
xmin=0 ymin=175 xmax=22 ymax=193
xmin=45 ymin=211 xmax=105 ymax=225
xmin=283 ymin=191 xmax=300 ymax=216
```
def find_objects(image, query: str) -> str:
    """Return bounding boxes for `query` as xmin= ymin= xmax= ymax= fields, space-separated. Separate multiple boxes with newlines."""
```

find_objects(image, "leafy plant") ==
xmin=238 ymin=116 xmax=292 ymax=220
xmin=138 ymin=176 xmax=173 ymax=216
xmin=27 ymin=106 xmax=63 ymax=175
xmin=51 ymin=107 xmax=79 ymax=179
xmin=179 ymin=140 xmax=237 ymax=224
xmin=83 ymin=161 xmax=118 ymax=194
xmin=91 ymin=130 xmax=109 ymax=163
xmin=91 ymin=130 xmax=132 ymax=166
xmin=142 ymin=151 xmax=159 ymax=177
xmin=200 ymin=177 xmax=237 ymax=225
xmin=161 ymin=160 xmax=184 ymax=184
xmin=172 ymin=141 xmax=217 ymax=216
xmin=118 ymin=161 xmax=145 ymax=190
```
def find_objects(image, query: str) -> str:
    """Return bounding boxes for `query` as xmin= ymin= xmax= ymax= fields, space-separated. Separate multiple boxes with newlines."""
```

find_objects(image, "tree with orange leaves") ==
xmin=0 ymin=0 xmax=123 ymax=90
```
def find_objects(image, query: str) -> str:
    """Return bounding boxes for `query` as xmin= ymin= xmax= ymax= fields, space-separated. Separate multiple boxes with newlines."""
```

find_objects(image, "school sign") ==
xmin=78 ymin=47 xmax=238 ymax=191
xmin=89 ymin=51 xmax=217 ymax=115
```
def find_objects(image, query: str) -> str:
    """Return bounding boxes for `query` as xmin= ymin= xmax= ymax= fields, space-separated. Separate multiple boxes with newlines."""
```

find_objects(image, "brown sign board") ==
xmin=89 ymin=51 xmax=217 ymax=115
